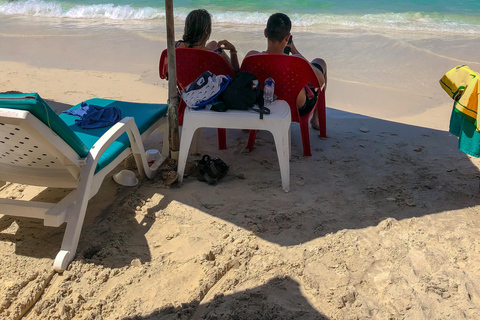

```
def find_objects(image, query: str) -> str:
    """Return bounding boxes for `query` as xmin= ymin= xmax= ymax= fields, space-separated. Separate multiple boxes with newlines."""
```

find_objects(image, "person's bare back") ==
xmin=246 ymin=13 xmax=327 ymax=129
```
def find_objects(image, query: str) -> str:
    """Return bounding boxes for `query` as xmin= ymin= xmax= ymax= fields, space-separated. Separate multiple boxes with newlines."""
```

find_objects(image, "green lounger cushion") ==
xmin=60 ymin=98 xmax=168 ymax=171
xmin=0 ymin=93 xmax=168 ymax=172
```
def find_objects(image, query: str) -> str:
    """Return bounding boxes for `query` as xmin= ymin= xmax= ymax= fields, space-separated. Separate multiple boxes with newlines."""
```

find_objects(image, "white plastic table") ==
xmin=177 ymin=100 xmax=291 ymax=192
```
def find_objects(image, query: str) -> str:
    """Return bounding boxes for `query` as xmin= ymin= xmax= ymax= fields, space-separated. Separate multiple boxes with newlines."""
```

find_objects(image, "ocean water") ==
xmin=1 ymin=0 xmax=480 ymax=34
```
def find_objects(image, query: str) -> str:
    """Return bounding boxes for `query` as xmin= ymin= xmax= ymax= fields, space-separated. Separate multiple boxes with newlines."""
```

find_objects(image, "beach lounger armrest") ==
xmin=87 ymin=117 xmax=154 ymax=179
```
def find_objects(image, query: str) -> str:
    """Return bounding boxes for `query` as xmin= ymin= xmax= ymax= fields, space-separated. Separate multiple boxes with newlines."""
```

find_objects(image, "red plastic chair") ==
xmin=241 ymin=54 xmax=326 ymax=157
xmin=159 ymin=48 xmax=235 ymax=150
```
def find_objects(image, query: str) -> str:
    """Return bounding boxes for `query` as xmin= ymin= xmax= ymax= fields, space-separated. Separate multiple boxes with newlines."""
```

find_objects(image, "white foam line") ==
xmin=1 ymin=1 xmax=479 ymax=35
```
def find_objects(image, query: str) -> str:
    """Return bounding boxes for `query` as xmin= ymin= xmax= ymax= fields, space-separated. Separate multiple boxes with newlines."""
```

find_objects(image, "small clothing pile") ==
xmin=62 ymin=102 xmax=122 ymax=129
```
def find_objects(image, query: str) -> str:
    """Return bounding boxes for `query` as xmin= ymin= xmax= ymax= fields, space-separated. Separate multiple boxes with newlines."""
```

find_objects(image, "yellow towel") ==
xmin=440 ymin=65 xmax=480 ymax=128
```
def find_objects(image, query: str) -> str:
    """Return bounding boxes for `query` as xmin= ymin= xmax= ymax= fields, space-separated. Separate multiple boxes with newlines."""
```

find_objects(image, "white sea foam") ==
xmin=1 ymin=0 xmax=479 ymax=34
xmin=0 ymin=0 xmax=163 ymax=19
xmin=0 ymin=0 xmax=63 ymax=17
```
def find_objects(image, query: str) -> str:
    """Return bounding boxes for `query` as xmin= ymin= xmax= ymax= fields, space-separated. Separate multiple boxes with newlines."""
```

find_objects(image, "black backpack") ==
xmin=213 ymin=71 xmax=270 ymax=119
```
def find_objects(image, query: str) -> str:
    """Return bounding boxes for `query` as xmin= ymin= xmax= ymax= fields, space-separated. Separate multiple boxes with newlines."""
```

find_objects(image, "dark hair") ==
xmin=266 ymin=13 xmax=291 ymax=42
xmin=182 ymin=9 xmax=212 ymax=47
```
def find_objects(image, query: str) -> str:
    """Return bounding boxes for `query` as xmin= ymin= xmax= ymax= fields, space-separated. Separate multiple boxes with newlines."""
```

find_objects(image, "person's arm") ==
xmin=217 ymin=40 xmax=240 ymax=73
xmin=289 ymin=39 xmax=326 ymax=89
xmin=288 ymin=39 xmax=306 ymax=60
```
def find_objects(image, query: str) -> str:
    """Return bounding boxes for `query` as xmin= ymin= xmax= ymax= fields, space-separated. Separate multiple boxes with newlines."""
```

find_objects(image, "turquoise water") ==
xmin=1 ymin=0 xmax=480 ymax=34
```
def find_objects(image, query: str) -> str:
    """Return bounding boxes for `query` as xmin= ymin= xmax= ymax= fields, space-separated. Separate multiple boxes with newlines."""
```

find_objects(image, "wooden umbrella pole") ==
xmin=165 ymin=0 xmax=180 ymax=160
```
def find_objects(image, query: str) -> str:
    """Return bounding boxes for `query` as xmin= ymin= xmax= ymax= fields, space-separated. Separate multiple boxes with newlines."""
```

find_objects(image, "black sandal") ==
xmin=196 ymin=155 xmax=211 ymax=174
xmin=209 ymin=158 xmax=229 ymax=179
xmin=196 ymin=155 xmax=229 ymax=185
xmin=196 ymin=155 xmax=212 ymax=183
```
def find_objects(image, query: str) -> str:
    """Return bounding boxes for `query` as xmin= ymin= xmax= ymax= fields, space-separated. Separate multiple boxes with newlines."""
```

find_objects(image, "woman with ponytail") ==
xmin=176 ymin=9 xmax=239 ymax=73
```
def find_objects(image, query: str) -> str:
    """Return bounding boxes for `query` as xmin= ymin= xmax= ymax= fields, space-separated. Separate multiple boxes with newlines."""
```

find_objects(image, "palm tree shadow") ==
xmin=121 ymin=276 xmax=329 ymax=320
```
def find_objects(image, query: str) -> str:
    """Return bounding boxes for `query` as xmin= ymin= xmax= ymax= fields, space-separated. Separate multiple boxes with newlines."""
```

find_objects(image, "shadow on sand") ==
xmin=151 ymin=107 xmax=480 ymax=246
xmin=1 ymin=106 xmax=479 ymax=269
xmin=120 ymin=276 xmax=328 ymax=320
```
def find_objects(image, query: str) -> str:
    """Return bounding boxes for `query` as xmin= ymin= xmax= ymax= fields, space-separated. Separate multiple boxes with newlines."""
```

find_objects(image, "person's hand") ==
xmin=288 ymin=38 xmax=299 ymax=55
xmin=217 ymin=40 xmax=237 ymax=53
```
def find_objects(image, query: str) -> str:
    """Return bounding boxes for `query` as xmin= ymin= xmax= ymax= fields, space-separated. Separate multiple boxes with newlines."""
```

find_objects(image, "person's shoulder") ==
xmin=245 ymin=50 xmax=262 ymax=57
xmin=175 ymin=40 xmax=187 ymax=48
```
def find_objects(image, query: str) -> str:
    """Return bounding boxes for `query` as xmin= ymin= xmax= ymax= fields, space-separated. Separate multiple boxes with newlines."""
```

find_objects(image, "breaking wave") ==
xmin=1 ymin=0 xmax=480 ymax=34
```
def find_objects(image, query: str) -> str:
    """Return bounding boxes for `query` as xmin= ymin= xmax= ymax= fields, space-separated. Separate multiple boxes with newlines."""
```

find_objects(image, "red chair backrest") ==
xmin=159 ymin=48 xmax=235 ymax=87
xmin=159 ymin=49 xmax=168 ymax=80
xmin=174 ymin=48 xmax=235 ymax=90
xmin=159 ymin=48 xmax=235 ymax=125
xmin=241 ymin=54 xmax=320 ymax=122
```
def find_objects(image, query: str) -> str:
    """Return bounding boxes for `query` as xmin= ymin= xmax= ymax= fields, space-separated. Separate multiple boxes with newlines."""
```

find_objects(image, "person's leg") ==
xmin=296 ymin=58 xmax=327 ymax=112
xmin=309 ymin=58 xmax=327 ymax=130
xmin=296 ymin=86 xmax=307 ymax=109
xmin=311 ymin=58 xmax=327 ymax=89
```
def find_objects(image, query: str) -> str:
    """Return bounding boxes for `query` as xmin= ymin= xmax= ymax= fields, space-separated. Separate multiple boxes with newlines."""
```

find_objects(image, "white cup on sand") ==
xmin=113 ymin=170 xmax=139 ymax=186
xmin=146 ymin=149 xmax=161 ymax=165
xmin=146 ymin=149 xmax=164 ymax=170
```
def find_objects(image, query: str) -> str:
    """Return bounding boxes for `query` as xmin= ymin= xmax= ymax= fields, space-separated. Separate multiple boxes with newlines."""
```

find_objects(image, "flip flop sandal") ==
xmin=194 ymin=155 xmax=228 ymax=185
xmin=209 ymin=158 xmax=229 ymax=179
xmin=196 ymin=155 xmax=212 ymax=183
xmin=199 ymin=171 xmax=218 ymax=185
xmin=196 ymin=155 xmax=211 ymax=175
xmin=198 ymin=157 xmax=229 ymax=185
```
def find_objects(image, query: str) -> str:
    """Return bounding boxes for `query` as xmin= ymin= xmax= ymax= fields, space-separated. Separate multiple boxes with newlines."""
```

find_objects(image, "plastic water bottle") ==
xmin=263 ymin=77 xmax=275 ymax=105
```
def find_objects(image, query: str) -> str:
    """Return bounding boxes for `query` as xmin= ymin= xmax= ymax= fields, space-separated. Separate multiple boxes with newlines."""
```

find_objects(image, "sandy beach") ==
xmin=2 ymin=13 xmax=480 ymax=319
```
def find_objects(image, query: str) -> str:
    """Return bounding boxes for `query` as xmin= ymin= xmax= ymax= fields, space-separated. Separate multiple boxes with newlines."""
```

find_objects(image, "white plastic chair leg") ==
xmin=191 ymin=128 xmax=203 ymax=155
xmin=159 ymin=122 xmax=169 ymax=158
xmin=179 ymin=125 xmax=202 ymax=156
xmin=272 ymin=126 xmax=291 ymax=192
xmin=53 ymin=200 xmax=84 ymax=271
xmin=288 ymin=127 xmax=291 ymax=160
xmin=177 ymin=125 xmax=198 ymax=184
xmin=54 ymin=250 xmax=72 ymax=272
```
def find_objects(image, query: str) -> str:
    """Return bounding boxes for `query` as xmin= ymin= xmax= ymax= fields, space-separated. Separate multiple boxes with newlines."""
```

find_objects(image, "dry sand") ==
xmin=2 ymin=17 xmax=480 ymax=320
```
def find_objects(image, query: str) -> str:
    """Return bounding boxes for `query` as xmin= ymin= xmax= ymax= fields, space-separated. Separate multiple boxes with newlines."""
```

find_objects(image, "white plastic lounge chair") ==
xmin=0 ymin=93 xmax=169 ymax=271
